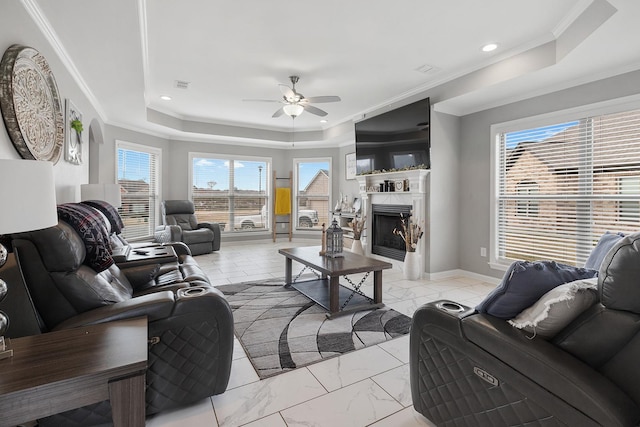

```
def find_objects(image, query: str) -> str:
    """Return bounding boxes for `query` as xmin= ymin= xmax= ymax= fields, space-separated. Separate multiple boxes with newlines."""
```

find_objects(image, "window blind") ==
xmin=497 ymin=109 xmax=640 ymax=266
xmin=116 ymin=143 xmax=160 ymax=240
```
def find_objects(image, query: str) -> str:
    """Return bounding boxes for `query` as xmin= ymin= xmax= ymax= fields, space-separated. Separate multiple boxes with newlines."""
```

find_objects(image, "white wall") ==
xmin=0 ymin=2 xmax=102 ymax=203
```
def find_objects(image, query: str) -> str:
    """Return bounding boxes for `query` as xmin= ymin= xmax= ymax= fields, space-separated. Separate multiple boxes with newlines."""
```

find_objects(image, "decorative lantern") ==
xmin=325 ymin=218 xmax=344 ymax=258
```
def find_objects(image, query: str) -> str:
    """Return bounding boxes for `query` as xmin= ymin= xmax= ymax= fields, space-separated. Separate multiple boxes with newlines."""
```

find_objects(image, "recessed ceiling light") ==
xmin=160 ymin=95 xmax=172 ymax=101
xmin=320 ymin=119 xmax=328 ymax=123
xmin=482 ymin=43 xmax=498 ymax=52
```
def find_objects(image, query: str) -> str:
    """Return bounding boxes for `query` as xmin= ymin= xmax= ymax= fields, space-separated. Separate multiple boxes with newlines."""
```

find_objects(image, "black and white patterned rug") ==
xmin=217 ymin=278 xmax=411 ymax=379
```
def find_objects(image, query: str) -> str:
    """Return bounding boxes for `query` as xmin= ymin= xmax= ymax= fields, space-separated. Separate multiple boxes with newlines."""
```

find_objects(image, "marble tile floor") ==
xmin=146 ymin=238 xmax=498 ymax=427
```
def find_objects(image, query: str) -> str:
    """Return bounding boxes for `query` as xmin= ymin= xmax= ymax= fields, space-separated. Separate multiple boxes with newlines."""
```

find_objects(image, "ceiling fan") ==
xmin=244 ymin=76 xmax=341 ymax=118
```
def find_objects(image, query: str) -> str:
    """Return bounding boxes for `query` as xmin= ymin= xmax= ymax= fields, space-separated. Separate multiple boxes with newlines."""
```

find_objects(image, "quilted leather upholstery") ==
xmin=412 ymin=332 xmax=562 ymax=426
xmin=410 ymin=301 xmax=640 ymax=426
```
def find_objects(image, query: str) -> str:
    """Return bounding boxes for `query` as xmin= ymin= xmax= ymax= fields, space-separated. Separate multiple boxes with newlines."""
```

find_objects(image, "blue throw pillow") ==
xmin=476 ymin=260 xmax=598 ymax=319
xmin=583 ymin=232 xmax=625 ymax=270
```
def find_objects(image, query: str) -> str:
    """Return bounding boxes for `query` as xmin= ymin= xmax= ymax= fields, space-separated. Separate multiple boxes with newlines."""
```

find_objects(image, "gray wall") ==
xmin=0 ymin=2 xmax=102 ymax=203
xmin=458 ymin=69 xmax=640 ymax=279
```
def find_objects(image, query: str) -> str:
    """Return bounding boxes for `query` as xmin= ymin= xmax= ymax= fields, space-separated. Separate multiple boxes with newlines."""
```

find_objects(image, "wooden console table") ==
xmin=0 ymin=317 xmax=148 ymax=427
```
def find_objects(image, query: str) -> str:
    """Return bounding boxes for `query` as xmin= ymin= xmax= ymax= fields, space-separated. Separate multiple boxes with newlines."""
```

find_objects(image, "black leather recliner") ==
xmin=410 ymin=234 xmax=640 ymax=426
xmin=155 ymin=200 xmax=221 ymax=255
xmin=12 ymin=221 xmax=234 ymax=426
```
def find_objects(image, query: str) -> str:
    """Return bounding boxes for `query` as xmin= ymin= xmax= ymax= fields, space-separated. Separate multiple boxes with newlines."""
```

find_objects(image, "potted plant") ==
xmin=350 ymin=216 xmax=366 ymax=255
xmin=393 ymin=213 xmax=424 ymax=279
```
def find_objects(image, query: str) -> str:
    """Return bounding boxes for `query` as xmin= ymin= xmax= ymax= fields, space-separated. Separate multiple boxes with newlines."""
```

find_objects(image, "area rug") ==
xmin=217 ymin=278 xmax=411 ymax=379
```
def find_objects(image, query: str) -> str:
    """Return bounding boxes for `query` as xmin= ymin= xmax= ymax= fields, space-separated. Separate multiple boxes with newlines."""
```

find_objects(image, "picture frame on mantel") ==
xmin=345 ymin=152 xmax=356 ymax=180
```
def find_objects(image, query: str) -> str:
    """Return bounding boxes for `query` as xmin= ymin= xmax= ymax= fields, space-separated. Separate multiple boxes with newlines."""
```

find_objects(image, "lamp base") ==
xmin=0 ymin=336 xmax=12 ymax=360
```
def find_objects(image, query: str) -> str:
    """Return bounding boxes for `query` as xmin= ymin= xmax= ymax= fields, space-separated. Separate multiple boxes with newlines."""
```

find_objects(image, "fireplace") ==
xmin=371 ymin=204 xmax=412 ymax=261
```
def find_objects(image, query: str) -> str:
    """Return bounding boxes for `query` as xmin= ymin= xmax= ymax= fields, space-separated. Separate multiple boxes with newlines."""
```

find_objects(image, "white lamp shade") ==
xmin=283 ymin=104 xmax=304 ymax=117
xmin=81 ymin=183 xmax=122 ymax=208
xmin=0 ymin=160 xmax=58 ymax=234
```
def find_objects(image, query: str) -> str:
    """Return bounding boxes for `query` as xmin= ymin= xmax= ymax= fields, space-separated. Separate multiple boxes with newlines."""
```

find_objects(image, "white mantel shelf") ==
xmin=356 ymin=169 xmax=430 ymax=195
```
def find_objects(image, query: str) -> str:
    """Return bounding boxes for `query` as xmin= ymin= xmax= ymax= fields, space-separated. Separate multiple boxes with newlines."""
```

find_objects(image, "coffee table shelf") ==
xmin=291 ymin=278 xmax=382 ymax=314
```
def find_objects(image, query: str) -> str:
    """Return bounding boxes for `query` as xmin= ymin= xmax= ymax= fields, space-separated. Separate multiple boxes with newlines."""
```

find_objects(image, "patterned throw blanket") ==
xmin=81 ymin=199 xmax=124 ymax=234
xmin=57 ymin=203 xmax=114 ymax=272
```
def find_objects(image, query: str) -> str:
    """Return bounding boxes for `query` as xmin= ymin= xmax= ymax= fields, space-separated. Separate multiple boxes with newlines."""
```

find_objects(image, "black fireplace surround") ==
xmin=371 ymin=204 xmax=412 ymax=261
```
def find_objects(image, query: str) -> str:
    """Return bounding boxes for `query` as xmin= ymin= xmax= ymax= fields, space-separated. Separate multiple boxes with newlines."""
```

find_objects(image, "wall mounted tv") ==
xmin=355 ymin=97 xmax=430 ymax=174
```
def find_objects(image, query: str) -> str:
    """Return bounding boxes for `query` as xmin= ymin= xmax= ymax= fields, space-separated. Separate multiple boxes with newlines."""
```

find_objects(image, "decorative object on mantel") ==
xmin=394 ymin=213 xmax=424 ymax=280
xmin=325 ymin=219 xmax=344 ymax=258
xmin=0 ymin=44 xmax=64 ymax=164
xmin=358 ymin=164 xmax=429 ymax=176
xmin=65 ymin=99 xmax=83 ymax=164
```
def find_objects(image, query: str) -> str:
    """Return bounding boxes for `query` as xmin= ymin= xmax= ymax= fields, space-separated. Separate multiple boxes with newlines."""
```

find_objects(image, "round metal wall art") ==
xmin=0 ymin=44 xmax=63 ymax=164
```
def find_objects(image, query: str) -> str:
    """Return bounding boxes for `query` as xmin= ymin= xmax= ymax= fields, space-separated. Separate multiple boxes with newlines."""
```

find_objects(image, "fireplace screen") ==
xmin=371 ymin=204 xmax=412 ymax=261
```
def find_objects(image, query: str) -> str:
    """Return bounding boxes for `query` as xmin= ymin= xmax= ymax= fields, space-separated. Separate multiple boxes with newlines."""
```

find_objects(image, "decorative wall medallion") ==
xmin=65 ymin=99 xmax=83 ymax=164
xmin=0 ymin=44 xmax=64 ymax=164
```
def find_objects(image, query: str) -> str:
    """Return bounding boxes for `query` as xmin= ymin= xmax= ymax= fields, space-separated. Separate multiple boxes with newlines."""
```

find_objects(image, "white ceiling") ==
xmin=27 ymin=0 xmax=640 ymax=147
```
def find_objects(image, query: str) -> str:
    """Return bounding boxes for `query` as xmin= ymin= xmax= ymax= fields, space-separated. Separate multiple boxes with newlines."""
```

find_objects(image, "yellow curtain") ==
xmin=275 ymin=188 xmax=291 ymax=215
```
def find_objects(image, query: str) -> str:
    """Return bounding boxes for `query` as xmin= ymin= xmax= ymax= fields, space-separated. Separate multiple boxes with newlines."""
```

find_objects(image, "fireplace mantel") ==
xmin=356 ymin=169 xmax=429 ymax=274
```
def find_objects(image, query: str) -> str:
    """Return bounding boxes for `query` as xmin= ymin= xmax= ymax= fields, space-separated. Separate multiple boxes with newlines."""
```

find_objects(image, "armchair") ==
xmin=12 ymin=221 xmax=234 ymax=426
xmin=410 ymin=234 xmax=640 ymax=426
xmin=156 ymin=200 xmax=221 ymax=255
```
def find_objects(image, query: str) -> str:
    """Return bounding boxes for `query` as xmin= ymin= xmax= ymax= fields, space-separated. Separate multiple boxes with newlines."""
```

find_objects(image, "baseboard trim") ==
xmin=426 ymin=268 xmax=501 ymax=285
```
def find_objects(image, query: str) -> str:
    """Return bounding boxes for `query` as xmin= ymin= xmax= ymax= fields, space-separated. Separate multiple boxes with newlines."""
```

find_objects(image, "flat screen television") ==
xmin=354 ymin=97 xmax=430 ymax=174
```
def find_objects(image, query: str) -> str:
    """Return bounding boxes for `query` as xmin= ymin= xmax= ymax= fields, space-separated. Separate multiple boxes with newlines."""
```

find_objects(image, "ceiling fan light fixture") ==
xmin=283 ymin=104 xmax=304 ymax=118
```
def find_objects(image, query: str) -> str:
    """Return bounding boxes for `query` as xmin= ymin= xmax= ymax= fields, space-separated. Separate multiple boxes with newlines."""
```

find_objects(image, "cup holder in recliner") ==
xmin=436 ymin=301 xmax=466 ymax=313
xmin=177 ymin=286 xmax=208 ymax=298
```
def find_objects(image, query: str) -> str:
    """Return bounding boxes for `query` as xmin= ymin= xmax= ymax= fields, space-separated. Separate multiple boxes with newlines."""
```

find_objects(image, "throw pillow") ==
xmin=476 ymin=260 xmax=597 ymax=319
xmin=583 ymin=232 xmax=625 ymax=270
xmin=508 ymin=278 xmax=598 ymax=339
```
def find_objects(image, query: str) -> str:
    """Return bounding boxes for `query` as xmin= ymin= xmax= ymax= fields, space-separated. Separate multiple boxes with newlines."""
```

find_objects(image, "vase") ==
xmin=403 ymin=251 xmax=421 ymax=280
xmin=351 ymin=239 xmax=364 ymax=255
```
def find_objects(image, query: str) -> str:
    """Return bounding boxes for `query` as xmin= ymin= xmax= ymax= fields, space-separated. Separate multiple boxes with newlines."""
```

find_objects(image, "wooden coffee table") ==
xmin=279 ymin=246 xmax=392 ymax=318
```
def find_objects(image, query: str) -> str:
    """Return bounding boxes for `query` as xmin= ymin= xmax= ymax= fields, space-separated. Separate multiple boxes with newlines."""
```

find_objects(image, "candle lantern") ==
xmin=325 ymin=218 xmax=344 ymax=258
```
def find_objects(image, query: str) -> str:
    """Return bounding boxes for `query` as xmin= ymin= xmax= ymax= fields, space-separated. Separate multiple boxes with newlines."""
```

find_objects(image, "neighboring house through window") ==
xmin=116 ymin=140 xmax=161 ymax=240
xmin=294 ymin=158 xmax=331 ymax=230
xmin=493 ymin=107 xmax=640 ymax=267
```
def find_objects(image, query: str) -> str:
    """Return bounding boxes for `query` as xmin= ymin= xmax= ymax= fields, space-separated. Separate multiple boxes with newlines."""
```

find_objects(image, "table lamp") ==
xmin=80 ymin=183 xmax=122 ymax=208
xmin=0 ymin=159 xmax=57 ymax=359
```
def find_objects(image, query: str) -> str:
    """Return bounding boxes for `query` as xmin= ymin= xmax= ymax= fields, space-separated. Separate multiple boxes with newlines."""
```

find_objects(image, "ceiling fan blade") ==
xmin=242 ymin=99 xmax=283 ymax=103
xmin=272 ymin=107 xmax=285 ymax=118
xmin=303 ymin=96 xmax=341 ymax=104
xmin=303 ymin=104 xmax=328 ymax=117
xmin=278 ymin=84 xmax=295 ymax=100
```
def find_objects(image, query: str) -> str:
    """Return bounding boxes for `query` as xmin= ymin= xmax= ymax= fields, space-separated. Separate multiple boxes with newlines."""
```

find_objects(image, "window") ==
xmin=516 ymin=181 xmax=539 ymax=217
xmin=495 ymin=107 xmax=640 ymax=266
xmin=294 ymin=158 xmax=331 ymax=230
xmin=619 ymin=176 xmax=640 ymax=220
xmin=116 ymin=141 xmax=161 ymax=240
xmin=190 ymin=154 xmax=270 ymax=232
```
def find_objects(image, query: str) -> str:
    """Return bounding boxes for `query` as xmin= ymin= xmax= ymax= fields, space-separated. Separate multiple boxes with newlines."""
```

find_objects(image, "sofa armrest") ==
xmin=197 ymin=222 xmax=221 ymax=251
xmin=52 ymin=291 xmax=176 ymax=330
xmin=462 ymin=312 xmax=640 ymax=426
xmin=163 ymin=241 xmax=191 ymax=256
xmin=120 ymin=263 xmax=161 ymax=289
xmin=154 ymin=225 xmax=183 ymax=243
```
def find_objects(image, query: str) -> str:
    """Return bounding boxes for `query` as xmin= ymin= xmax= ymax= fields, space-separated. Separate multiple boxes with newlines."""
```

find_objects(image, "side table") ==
xmin=0 ymin=317 xmax=148 ymax=427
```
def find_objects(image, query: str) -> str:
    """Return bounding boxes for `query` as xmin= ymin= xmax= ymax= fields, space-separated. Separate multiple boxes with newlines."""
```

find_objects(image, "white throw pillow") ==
xmin=508 ymin=278 xmax=598 ymax=339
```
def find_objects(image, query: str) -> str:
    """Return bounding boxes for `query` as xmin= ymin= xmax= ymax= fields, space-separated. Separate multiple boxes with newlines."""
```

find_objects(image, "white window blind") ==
xmin=497 ymin=109 xmax=640 ymax=266
xmin=116 ymin=142 xmax=160 ymax=240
